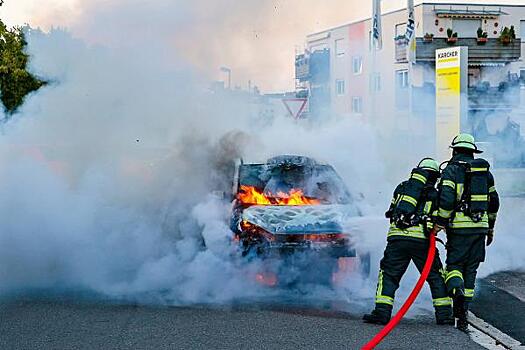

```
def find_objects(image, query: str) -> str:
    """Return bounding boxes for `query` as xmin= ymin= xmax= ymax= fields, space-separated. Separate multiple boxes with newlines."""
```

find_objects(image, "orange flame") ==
xmin=237 ymin=185 xmax=320 ymax=206
xmin=255 ymin=272 xmax=278 ymax=287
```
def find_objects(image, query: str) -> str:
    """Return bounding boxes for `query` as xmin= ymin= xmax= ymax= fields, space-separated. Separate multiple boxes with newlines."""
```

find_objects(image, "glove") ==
xmin=486 ymin=229 xmax=494 ymax=246
xmin=394 ymin=214 xmax=416 ymax=230
xmin=433 ymin=223 xmax=445 ymax=234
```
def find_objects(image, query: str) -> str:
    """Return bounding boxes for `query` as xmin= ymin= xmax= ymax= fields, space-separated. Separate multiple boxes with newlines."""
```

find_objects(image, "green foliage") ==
xmin=499 ymin=26 xmax=515 ymax=44
xmin=509 ymin=25 xmax=516 ymax=39
xmin=0 ymin=19 xmax=46 ymax=116
xmin=477 ymin=27 xmax=488 ymax=39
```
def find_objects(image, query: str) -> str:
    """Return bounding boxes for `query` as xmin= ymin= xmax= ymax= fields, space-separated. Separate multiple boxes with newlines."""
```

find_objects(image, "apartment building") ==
xmin=295 ymin=2 xmax=525 ymax=164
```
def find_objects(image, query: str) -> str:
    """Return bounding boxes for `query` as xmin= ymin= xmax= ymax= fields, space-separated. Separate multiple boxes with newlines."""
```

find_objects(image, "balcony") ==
xmin=395 ymin=37 xmax=521 ymax=64
xmin=468 ymin=84 xmax=521 ymax=110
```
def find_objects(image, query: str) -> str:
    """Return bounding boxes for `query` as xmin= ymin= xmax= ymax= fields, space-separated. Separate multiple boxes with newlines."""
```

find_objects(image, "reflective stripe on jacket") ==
xmin=387 ymin=183 xmax=436 ymax=241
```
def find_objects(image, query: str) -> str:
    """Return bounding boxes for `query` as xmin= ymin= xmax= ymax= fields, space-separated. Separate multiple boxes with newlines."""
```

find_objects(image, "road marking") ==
xmin=469 ymin=311 xmax=525 ymax=350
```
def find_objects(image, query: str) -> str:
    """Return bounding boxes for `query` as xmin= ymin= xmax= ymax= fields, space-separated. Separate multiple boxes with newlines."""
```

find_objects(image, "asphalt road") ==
xmin=0 ymin=295 xmax=484 ymax=350
xmin=470 ymin=270 xmax=525 ymax=345
xmin=3 ymin=271 xmax=524 ymax=350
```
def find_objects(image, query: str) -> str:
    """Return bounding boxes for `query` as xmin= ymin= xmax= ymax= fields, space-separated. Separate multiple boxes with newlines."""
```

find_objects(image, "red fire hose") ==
xmin=361 ymin=230 xmax=437 ymax=350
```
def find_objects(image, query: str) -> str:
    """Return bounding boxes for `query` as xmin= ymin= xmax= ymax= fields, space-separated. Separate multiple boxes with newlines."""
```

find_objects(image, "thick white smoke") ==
xmin=1 ymin=1 xmax=522 ymax=313
xmin=0 ymin=22 xmax=392 ymax=307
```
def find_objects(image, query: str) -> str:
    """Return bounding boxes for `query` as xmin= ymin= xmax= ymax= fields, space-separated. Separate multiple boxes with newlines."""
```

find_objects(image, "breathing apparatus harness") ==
xmin=387 ymin=159 xmax=440 ymax=231
xmin=439 ymin=158 xmax=490 ymax=223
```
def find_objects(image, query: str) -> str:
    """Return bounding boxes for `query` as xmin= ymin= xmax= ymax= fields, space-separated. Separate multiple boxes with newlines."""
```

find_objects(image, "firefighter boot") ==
xmin=452 ymin=289 xmax=465 ymax=318
xmin=363 ymin=305 xmax=392 ymax=325
xmin=453 ymin=289 xmax=468 ymax=332
xmin=457 ymin=314 xmax=468 ymax=332
xmin=435 ymin=306 xmax=455 ymax=326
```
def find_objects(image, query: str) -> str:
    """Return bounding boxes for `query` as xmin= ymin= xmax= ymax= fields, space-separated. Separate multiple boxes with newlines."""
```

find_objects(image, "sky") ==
xmin=2 ymin=0 xmax=525 ymax=92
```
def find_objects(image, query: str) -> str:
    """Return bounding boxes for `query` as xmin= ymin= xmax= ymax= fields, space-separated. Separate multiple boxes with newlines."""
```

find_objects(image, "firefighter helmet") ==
xmin=418 ymin=158 xmax=439 ymax=172
xmin=450 ymin=133 xmax=483 ymax=153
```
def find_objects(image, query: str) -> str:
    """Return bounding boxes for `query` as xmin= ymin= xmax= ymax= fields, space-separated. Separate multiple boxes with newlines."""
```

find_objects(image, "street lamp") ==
xmin=220 ymin=66 xmax=231 ymax=89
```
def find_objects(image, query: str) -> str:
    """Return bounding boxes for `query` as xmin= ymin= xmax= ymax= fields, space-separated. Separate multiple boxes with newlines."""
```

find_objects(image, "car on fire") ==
xmin=230 ymin=155 xmax=370 ymax=286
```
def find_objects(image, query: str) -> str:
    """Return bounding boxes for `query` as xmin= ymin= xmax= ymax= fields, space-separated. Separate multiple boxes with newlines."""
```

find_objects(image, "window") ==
xmin=336 ymin=79 xmax=345 ymax=95
xmin=521 ymin=21 xmax=525 ymax=42
xmin=396 ymin=70 xmax=409 ymax=89
xmin=395 ymin=23 xmax=406 ymax=37
xmin=468 ymin=67 xmax=481 ymax=88
xmin=351 ymin=96 xmax=363 ymax=114
xmin=395 ymin=70 xmax=409 ymax=110
xmin=335 ymin=39 xmax=345 ymax=57
xmin=370 ymin=73 xmax=381 ymax=92
xmin=352 ymin=56 xmax=363 ymax=75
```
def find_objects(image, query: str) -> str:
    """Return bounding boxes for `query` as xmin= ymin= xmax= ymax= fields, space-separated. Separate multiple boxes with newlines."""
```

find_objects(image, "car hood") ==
xmin=241 ymin=205 xmax=355 ymax=235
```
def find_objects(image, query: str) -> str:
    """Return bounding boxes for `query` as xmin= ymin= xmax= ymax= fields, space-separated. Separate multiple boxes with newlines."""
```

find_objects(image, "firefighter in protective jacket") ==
xmin=434 ymin=133 xmax=500 ymax=332
xmin=363 ymin=158 xmax=454 ymax=326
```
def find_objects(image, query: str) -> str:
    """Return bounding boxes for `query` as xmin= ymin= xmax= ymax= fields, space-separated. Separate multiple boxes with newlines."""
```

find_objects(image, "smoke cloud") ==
xmin=0 ymin=0 xmax=523 ymax=314
xmin=0 ymin=19 xmax=389 ymax=307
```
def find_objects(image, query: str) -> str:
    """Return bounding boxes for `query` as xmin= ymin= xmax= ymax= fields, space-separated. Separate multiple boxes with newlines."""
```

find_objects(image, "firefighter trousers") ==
xmin=374 ymin=239 xmax=452 ymax=318
xmin=445 ymin=233 xmax=486 ymax=303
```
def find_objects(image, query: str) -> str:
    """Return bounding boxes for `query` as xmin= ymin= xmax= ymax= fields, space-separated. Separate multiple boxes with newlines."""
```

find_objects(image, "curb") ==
xmin=469 ymin=311 xmax=525 ymax=350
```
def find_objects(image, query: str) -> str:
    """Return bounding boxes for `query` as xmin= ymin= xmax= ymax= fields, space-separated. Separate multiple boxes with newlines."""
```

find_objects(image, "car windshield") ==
xmin=239 ymin=163 xmax=352 ymax=205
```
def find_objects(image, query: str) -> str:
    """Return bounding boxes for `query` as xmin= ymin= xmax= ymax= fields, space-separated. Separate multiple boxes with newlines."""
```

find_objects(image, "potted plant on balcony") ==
xmin=510 ymin=25 xmax=516 ymax=40
xmin=447 ymin=28 xmax=458 ymax=44
xmin=477 ymin=27 xmax=488 ymax=44
xmin=499 ymin=26 xmax=516 ymax=45
xmin=423 ymin=33 xmax=434 ymax=43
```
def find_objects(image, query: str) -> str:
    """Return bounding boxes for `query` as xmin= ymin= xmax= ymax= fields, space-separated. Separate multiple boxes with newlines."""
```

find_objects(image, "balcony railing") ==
xmin=395 ymin=37 xmax=521 ymax=63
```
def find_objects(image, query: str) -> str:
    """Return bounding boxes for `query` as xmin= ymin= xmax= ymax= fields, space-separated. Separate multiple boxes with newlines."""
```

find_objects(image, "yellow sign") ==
xmin=435 ymin=47 xmax=467 ymax=161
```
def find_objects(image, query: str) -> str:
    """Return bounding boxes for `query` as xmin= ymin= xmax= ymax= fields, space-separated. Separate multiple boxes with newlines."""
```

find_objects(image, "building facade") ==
xmin=295 ymin=2 xmax=525 ymax=165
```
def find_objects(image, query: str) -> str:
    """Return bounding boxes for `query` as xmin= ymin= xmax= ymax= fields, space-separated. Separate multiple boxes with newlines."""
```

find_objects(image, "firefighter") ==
xmin=434 ymin=133 xmax=500 ymax=332
xmin=363 ymin=158 xmax=454 ymax=326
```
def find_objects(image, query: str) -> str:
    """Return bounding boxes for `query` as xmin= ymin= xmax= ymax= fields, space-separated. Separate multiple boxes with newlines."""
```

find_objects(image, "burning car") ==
xmin=230 ymin=155 xmax=370 ymax=286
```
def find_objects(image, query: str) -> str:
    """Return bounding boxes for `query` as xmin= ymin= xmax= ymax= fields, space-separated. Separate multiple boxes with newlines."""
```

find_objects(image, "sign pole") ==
xmin=371 ymin=0 xmax=382 ymax=122
xmin=406 ymin=0 xmax=416 ymax=121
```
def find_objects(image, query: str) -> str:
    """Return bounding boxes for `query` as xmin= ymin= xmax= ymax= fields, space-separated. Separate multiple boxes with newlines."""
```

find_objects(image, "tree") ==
xmin=0 ymin=19 xmax=46 ymax=117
